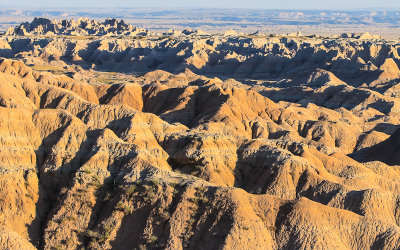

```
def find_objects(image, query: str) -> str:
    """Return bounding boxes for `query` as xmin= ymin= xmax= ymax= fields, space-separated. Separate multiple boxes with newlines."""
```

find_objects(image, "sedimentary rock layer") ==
xmin=0 ymin=19 xmax=400 ymax=249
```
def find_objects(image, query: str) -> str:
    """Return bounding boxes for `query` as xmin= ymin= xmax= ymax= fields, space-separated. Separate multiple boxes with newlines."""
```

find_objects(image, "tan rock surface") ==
xmin=1 ymin=20 xmax=400 ymax=249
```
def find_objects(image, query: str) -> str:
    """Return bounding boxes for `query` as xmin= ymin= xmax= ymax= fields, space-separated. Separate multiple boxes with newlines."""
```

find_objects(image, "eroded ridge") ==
xmin=0 ymin=18 xmax=400 ymax=250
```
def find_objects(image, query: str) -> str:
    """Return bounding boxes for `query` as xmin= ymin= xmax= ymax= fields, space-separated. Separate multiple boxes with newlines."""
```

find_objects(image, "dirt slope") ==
xmin=1 ymin=21 xmax=400 ymax=249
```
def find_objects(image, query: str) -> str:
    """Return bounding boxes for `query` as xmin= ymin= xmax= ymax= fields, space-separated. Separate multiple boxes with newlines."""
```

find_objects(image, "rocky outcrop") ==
xmin=1 ymin=23 xmax=400 ymax=89
xmin=1 ymin=22 xmax=400 ymax=249
xmin=5 ymin=17 xmax=148 ymax=37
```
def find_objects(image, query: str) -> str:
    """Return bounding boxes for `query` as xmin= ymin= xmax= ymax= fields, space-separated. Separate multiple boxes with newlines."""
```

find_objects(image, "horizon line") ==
xmin=1 ymin=5 xmax=400 ymax=11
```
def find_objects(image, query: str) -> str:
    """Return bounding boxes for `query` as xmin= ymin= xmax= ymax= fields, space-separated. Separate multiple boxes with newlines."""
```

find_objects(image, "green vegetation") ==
xmin=182 ymin=186 xmax=209 ymax=247
xmin=146 ymin=235 xmax=158 ymax=244
xmin=116 ymin=200 xmax=132 ymax=214
xmin=97 ymin=77 xmax=116 ymax=84
xmin=85 ymin=223 xmax=114 ymax=244
xmin=161 ymin=211 xmax=170 ymax=220
xmin=193 ymin=186 xmax=208 ymax=205
xmin=98 ymin=223 xmax=113 ymax=243
xmin=60 ymin=215 xmax=76 ymax=224
xmin=143 ymin=185 xmax=156 ymax=202
xmin=31 ymin=65 xmax=67 ymax=75
xmin=126 ymin=185 xmax=137 ymax=196
xmin=183 ymin=231 xmax=194 ymax=247
xmin=168 ymin=182 xmax=177 ymax=188
xmin=64 ymin=35 xmax=95 ymax=40
xmin=54 ymin=244 xmax=65 ymax=250
xmin=103 ymin=191 xmax=112 ymax=202
xmin=152 ymin=35 xmax=171 ymax=41
xmin=81 ymin=169 xmax=93 ymax=174
xmin=91 ymin=175 xmax=102 ymax=188
xmin=151 ymin=179 xmax=160 ymax=186
xmin=85 ymin=230 xmax=97 ymax=239
xmin=169 ymin=182 xmax=180 ymax=197
xmin=65 ymin=237 xmax=74 ymax=246
xmin=95 ymin=72 xmax=120 ymax=84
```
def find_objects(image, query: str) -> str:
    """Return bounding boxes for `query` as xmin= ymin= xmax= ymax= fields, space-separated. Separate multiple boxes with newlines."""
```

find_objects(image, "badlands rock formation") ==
xmin=0 ymin=18 xmax=400 ymax=249
xmin=5 ymin=17 xmax=148 ymax=37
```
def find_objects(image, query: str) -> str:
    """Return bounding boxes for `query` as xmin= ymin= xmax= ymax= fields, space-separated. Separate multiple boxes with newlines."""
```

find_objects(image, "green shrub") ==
xmin=81 ymin=169 xmax=93 ymax=174
xmin=103 ymin=192 xmax=112 ymax=202
xmin=91 ymin=176 xmax=102 ymax=188
xmin=161 ymin=211 xmax=170 ymax=220
xmin=98 ymin=223 xmax=113 ymax=242
xmin=151 ymin=179 xmax=160 ymax=186
xmin=85 ymin=230 xmax=98 ymax=239
xmin=147 ymin=235 xmax=158 ymax=244
xmin=126 ymin=185 xmax=137 ymax=196
xmin=116 ymin=201 xmax=131 ymax=213
xmin=168 ymin=182 xmax=177 ymax=188
xmin=143 ymin=185 xmax=156 ymax=202
xmin=183 ymin=231 xmax=194 ymax=246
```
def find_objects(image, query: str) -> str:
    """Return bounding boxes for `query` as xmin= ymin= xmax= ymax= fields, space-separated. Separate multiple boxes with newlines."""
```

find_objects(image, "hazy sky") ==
xmin=4 ymin=0 xmax=400 ymax=9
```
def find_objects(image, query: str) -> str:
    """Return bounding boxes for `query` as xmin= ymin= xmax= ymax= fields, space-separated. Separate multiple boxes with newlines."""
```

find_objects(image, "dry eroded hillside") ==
xmin=1 ymin=18 xmax=400 ymax=250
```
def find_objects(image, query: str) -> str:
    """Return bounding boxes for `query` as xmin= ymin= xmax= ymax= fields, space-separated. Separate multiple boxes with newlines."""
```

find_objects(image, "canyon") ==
xmin=0 ymin=18 xmax=400 ymax=249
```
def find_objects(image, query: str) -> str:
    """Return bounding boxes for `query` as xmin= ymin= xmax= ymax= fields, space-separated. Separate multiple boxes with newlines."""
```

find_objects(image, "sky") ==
xmin=3 ymin=0 xmax=400 ymax=10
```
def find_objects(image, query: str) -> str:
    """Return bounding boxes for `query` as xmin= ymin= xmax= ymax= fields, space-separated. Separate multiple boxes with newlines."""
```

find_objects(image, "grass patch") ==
xmin=96 ymin=72 xmax=121 ymax=84
xmin=64 ymin=35 xmax=95 ymax=40
xmin=97 ymin=77 xmax=117 ymax=84
xmin=31 ymin=65 xmax=66 ymax=75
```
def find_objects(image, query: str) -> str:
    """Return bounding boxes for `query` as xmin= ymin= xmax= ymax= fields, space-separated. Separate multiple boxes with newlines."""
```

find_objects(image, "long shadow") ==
xmin=369 ymin=123 xmax=399 ymax=135
xmin=0 ymin=48 xmax=13 ymax=57
xmin=143 ymin=85 xmax=199 ymax=126
xmin=142 ymin=84 xmax=229 ymax=129
xmin=260 ymin=84 xmax=395 ymax=115
xmin=350 ymin=127 xmax=400 ymax=166
xmin=31 ymin=122 xmax=70 ymax=248
xmin=98 ymin=83 xmax=124 ymax=104
xmin=233 ymin=142 xmax=282 ymax=194
xmin=33 ymin=127 xmax=101 ymax=248
xmin=5 ymin=35 xmax=399 ymax=92
xmin=26 ymin=170 xmax=51 ymax=248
